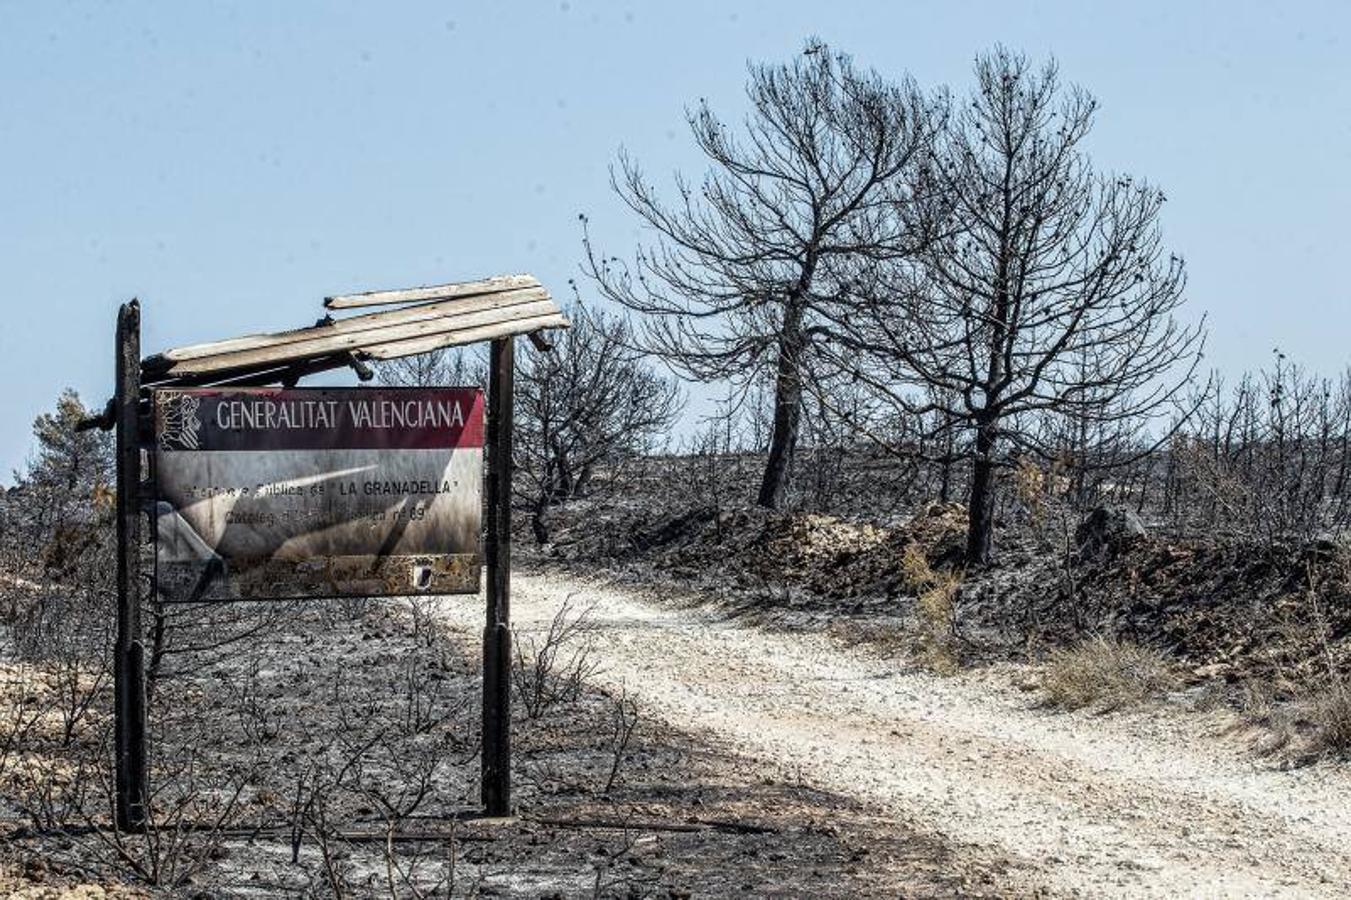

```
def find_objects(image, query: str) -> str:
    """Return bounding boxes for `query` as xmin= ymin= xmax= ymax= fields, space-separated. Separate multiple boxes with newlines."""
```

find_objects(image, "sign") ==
xmin=152 ymin=387 xmax=484 ymax=602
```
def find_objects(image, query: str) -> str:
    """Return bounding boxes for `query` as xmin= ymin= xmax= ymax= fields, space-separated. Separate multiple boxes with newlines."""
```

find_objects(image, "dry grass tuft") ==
xmin=1041 ymin=636 xmax=1177 ymax=711
xmin=1241 ymin=555 xmax=1351 ymax=761
xmin=1238 ymin=677 xmax=1351 ymax=761
xmin=901 ymin=546 xmax=962 ymax=675
xmin=899 ymin=544 xmax=935 ymax=592
xmin=1304 ymin=680 xmax=1351 ymax=758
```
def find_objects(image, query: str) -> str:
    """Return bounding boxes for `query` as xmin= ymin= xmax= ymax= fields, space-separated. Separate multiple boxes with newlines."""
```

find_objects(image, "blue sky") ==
xmin=1 ymin=1 xmax=1348 ymax=478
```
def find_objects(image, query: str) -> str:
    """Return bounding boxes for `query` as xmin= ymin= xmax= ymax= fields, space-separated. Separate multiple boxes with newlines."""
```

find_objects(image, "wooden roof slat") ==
xmin=361 ymin=313 xmax=569 ymax=360
xmin=324 ymin=274 xmax=540 ymax=310
xmin=149 ymin=286 xmax=549 ymax=368
xmin=144 ymin=353 xmax=365 ymax=389
xmin=157 ymin=298 xmax=561 ymax=377
xmin=142 ymin=274 xmax=568 ymax=386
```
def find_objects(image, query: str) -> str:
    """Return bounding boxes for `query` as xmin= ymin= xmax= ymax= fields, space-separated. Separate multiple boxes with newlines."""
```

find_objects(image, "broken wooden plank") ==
xmin=143 ymin=353 xmax=358 ymax=389
xmin=76 ymin=398 xmax=117 ymax=432
xmin=359 ymin=313 xmax=569 ymax=360
xmin=212 ymin=353 xmax=372 ymax=388
xmin=324 ymin=274 xmax=540 ymax=310
xmin=153 ymin=299 xmax=561 ymax=377
xmin=146 ymin=286 xmax=550 ymax=369
xmin=526 ymin=815 xmax=779 ymax=836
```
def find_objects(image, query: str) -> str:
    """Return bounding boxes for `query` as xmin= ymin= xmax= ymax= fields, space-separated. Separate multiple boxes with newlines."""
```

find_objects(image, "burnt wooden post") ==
xmin=114 ymin=300 xmax=149 ymax=831
xmin=481 ymin=336 xmax=514 ymax=816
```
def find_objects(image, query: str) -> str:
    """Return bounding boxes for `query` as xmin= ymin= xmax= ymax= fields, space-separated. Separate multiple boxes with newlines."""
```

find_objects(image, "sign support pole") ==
xmin=481 ymin=336 xmax=513 ymax=816
xmin=114 ymin=300 xmax=149 ymax=831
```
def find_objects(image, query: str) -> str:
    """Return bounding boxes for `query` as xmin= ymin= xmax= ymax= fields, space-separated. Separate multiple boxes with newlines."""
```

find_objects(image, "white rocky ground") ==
xmin=439 ymin=573 xmax=1351 ymax=899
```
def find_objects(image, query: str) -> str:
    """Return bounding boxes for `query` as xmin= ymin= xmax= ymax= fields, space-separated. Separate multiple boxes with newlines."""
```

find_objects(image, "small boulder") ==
xmin=1075 ymin=506 xmax=1147 ymax=555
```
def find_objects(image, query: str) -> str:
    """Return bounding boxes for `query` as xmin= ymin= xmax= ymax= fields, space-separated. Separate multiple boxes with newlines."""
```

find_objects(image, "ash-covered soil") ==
xmin=0 ymin=594 xmax=1004 ymax=898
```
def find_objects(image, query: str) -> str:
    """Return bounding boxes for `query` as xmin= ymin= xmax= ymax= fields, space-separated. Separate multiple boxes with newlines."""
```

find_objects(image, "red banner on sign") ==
xmin=155 ymin=387 xmax=484 ymax=452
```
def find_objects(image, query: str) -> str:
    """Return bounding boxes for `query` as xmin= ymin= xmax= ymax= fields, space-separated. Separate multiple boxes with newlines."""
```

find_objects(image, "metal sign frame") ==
xmin=149 ymin=385 xmax=486 ymax=604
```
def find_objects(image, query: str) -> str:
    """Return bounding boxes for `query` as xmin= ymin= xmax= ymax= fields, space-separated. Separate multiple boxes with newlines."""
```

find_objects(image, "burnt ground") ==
xmin=7 ymin=454 xmax=1348 ymax=896
xmin=522 ymin=454 xmax=1351 ymax=691
xmin=0 ymin=594 xmax=1015 ymax=898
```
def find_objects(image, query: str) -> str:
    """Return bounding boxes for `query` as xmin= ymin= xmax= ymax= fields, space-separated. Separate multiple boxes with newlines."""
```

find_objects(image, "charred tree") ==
xmin=840 ymin=48 xmax=1204 ymax=563
xmin=584 ymin=43 xmax=942 ymax=509
xmin=513 ymin=304 xmax=681 ymax=544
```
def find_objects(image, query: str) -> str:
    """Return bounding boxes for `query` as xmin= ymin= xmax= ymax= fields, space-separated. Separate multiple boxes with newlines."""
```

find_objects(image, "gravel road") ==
xmin=441 ymin=573 xmax=1351 ymax=898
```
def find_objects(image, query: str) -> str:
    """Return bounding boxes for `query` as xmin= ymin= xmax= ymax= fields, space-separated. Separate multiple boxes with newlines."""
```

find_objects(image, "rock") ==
xmin=923 ymin=500 xmax=965 ymax=519
xmin=1075 ymin=506 xmax=1147 ymax=555
xmin=1191 ymin=662 xmax=1233 ymax=680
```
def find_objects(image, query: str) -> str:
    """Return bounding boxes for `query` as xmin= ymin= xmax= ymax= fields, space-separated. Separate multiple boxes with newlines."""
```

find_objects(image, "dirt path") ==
xmin=441 ymin=573 xmax=1351 ymax=898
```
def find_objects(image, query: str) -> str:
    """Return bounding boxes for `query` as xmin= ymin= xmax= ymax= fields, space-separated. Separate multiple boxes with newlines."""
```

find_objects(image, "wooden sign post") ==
xmin=481 ymin=336 xmax=514 ymax=816
xmin=113 ymin=300 xmax=149 ymax=831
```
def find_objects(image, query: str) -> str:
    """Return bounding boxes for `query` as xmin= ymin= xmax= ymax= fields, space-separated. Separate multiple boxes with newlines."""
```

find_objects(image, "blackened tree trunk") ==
xmin=574 ymin=462 xmax=595 ymax=497
xmin=966 ymin=420 xmax=998 ymax=564
xmin=758 ymin=300 xmax=805 ymax=509
xmin=530 ymin=498 xmax=550 ymax=545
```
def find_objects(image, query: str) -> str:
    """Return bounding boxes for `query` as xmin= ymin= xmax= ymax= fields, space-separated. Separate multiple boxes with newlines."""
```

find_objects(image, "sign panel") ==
xmin=153 ymin=387 xmax=483 ymax=602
